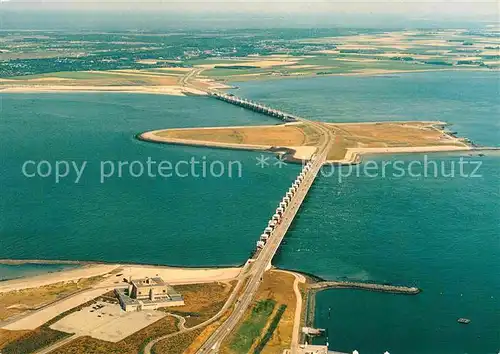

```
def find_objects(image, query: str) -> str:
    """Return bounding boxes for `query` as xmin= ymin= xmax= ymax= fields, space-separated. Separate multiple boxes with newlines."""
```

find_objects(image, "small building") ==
xmin=116 ymin=277 xmax=184 ymax=312
xmin=129 ymin=277 xmax=170 ymax=301
xmin=302 ymin=327 xmax=325 ymax=336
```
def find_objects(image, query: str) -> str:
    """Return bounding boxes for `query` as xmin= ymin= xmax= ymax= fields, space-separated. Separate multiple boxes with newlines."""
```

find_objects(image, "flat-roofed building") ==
xmin=115 ymin=276 xmax=184 ymax=312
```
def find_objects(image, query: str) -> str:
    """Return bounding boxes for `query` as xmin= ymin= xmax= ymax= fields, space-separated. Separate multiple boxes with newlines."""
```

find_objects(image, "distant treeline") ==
xmin=0 ymin=28 xmax=390 ymax=77
xmin=214 ymin=65 xmax=259 ymax=69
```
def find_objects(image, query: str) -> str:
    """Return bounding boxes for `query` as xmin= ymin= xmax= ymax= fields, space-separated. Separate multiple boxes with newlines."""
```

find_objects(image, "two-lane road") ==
xmin=178 ymin=68 xmax=335 ymax=353
xmin=197 ymin=120 xmax=334 ymax=353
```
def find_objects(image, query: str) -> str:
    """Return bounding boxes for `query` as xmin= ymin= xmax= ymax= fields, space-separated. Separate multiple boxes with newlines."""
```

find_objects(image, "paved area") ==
xmin=2 ymin=287 xmax=114 ymax=330
xmin=50 ymin=301 xmax=166 ymax=342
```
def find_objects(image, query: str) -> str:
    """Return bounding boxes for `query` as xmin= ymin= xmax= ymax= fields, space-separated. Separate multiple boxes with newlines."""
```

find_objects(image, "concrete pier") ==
xmin=310 ymin=281 xmax=421 ymax=295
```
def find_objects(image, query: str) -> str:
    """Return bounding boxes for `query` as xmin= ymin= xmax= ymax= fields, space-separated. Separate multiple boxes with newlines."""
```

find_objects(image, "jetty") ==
xmin=310 ymin=281 xmax=421 ymax=295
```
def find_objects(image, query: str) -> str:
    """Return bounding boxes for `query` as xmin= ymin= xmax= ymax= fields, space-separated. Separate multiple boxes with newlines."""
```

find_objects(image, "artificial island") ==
xmin=0 ymin=25 xmax=498 ymax=354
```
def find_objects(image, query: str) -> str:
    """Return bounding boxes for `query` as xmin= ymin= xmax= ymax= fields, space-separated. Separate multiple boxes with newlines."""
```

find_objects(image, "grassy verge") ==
xmin=0 ymin=279 xmax=106 ymax=354
xmin=0 ymin=329 xmax=31 ymax=349
xmin=0 ymin=276 xmax=102 ymax=322
xmin=151 ymin=328 xmax=203 ymax=354
xmin=229 ymin=299 xmax=277 ymax=353
xmin=221 ymin=271 xmax=298 ymax=354
xmin=164 ymin=281 xmax=236 ymax=327
xmin=0 ymin=328 xmax=70 ymax=354
xmin=254 ymin=304 xmax=288 ymax=354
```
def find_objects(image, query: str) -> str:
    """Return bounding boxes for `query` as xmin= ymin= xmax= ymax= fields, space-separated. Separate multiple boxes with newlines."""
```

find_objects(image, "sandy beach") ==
xmin=0 ymin=263 xmax=241 ymax=294
xmin=329 ymin=145 xmax=473 ymax=165
xmin=0 ymin=264 xmax=119 ymax=293
xmin=0 ymin=85 xmax=207 ymax=96
xmin=0 ymin=262 xmax=242 ymax=330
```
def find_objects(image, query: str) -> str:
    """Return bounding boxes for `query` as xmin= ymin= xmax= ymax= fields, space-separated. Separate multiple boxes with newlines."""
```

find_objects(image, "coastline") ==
xmin=1 ymin=67 xmax=497 ymax=353
xmin=138 ymin=127 xmax=475 ymax=166
xmin=0 ymin=85 xmax=207 ymax=96
xmin=1 ymin=68 xmax=495 ymax=97
xmin=0 ymin=260 xmax=420 ymax=334
xmin=214 ymin=67 xmax=495 ymax=84
xmin=0 ymin=258 xmax=248 ymax=272
xmin=328 ymin=145 xmax=473 ymax=165
xmin=137 ymin=129 xmax=318 ymax=162
xmin=0 ymin=261 xmax=243 ymax=330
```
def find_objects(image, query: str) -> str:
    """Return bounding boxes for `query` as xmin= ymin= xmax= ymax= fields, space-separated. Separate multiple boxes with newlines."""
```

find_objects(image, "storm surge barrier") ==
xmin=209 ymin=92 xmax=298 ymax=122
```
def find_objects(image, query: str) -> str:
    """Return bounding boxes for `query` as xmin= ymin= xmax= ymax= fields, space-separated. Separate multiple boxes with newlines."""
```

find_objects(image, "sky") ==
xmin=1 ymin=0 xmax=498 ymax=17
xmin=1 ymin=0 xmax=497 ymax=30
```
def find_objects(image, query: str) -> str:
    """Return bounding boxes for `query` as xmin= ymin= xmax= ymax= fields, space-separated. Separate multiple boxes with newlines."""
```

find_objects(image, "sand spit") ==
xmin=329 ymin=145 xmax=473 ymax=165
xmin=138 ymin=129 xmax=317 ymax=161
xmin=0 ymin=264 xmax=119 ymax=293
xmin=0 ymin=85 xmax=207 ymax=96
xmin=0 ymin=263 xmax=241 ymax=294
xmin=139 ymin=130 xmax=272 ymax=151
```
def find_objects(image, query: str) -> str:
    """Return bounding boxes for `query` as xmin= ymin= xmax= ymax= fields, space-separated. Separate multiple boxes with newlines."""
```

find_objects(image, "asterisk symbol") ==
xmin=274 ymin=155 xmax=287 ymax=168
xmin=256 ymin=154 xmax=270 ymax=168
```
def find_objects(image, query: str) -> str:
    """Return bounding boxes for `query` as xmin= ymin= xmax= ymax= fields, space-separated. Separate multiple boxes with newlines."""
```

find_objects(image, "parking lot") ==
xmin=50 ymin=301 xmax=166 ymax=342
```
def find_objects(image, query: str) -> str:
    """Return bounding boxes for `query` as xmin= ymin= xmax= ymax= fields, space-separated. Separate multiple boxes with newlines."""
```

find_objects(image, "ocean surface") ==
xmin=0 ymin=93 xmax=300 ymax=266
xmin=0 ymin=263 xmax=78 ymax=281
xmin=0 ymin=71 xmax=498 ymax=353
xmin=235 ymin=71 xmax=500 ymax=354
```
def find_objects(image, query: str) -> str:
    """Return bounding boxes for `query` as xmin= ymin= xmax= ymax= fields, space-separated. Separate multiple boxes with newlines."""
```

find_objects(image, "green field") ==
xmin=2 ymin=27 xmax=496 ymax=80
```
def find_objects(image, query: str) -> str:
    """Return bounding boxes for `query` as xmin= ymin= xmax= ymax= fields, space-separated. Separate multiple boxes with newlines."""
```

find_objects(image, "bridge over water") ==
xmin=196 ymin=91 xmax=334 ymax=353
xmin=210 ymin=91 xmax=299 ymax=122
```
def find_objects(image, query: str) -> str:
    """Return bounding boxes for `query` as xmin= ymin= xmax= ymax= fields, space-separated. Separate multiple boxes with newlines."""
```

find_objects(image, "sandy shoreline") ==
xmin=0 ymin=262 xmax=241 ymax=294
xmin=139 ymin=126 xmax=473 ymax=165
xmin=0 ymin=85 xmax=207 ymax=96
xmin=221 ymin=67 xmax=494 ymax=83
xmin=138 ymin=129 xmax=317 ymax=161
xmin=0 ymin=262 xmax=242 ymax=330
xmin=328 ymin=145 xmax=473 ymax=165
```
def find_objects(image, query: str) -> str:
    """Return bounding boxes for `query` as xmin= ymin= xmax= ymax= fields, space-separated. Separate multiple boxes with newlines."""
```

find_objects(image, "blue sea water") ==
xmin=233 ymin=71 xmax=500 ymax=146
xmin=0 ymin=93 xmax=299 ymax=266
xmin=0 ymin=71 xmax=498 ymax=353
xmin=235 ymin=71 xmax=500 ymax=354
xmin=0 ymin=263 xmax=78 ymax=281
